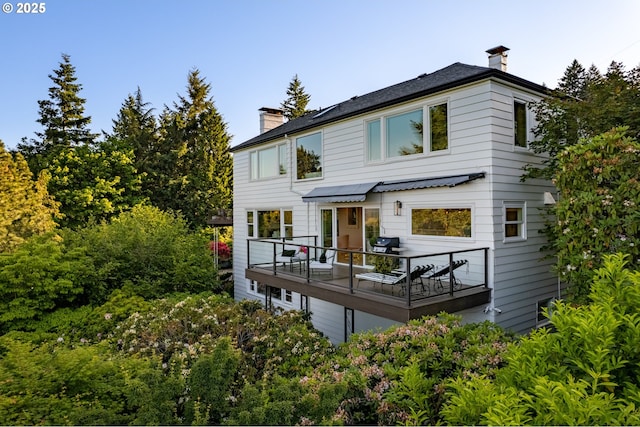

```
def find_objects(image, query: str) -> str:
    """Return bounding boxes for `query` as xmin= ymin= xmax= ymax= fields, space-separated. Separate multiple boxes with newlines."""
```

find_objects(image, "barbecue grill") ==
xmin=372 ymin=236 xmax=400 ymax=254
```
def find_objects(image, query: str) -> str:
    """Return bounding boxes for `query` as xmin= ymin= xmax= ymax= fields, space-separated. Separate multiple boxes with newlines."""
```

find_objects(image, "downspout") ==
xmin=285 ymin=135 xmax=313 ymax=242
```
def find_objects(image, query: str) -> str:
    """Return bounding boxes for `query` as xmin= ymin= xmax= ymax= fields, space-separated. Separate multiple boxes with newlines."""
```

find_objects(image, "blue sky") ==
xmin=1 ymin=0 xmax=639 ymax=150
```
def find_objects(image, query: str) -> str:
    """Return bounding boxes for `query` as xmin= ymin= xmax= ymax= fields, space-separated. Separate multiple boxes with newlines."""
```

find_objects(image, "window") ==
xmin=514 ymin=100 xmax=528 ymax=147
xmin=411 ymin=208 xmax=472 ymax=237
xmin=249 ymin=209 xmax=293 ymax=239
xmin=247 ymin=211 xmax=254 ymax=237
xmin=367 ymin=102 xmax=448 ymax=162
xmin=504 ymin=202 xmax=526 ymax=241
xmin=250 ymin=144 xmax=287 ymax=180
xmin=387 ymin=109 xmax=423 ymax=157
xmin=296 ymin=132 xmax=322 ymax=179
xmin=285 ymin=290 xmax=293 ymax=303
xmin=537 ymin=297 xmax=554 ymax=327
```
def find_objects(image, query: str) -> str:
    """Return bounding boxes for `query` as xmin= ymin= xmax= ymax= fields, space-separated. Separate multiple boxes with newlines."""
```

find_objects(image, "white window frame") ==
xmin=365 ymin=100 xmax=449 ymax=163
xmin=295 ymin=131 xmax=323 ymax=180
xmin=409 ymin=204 xmax=474 ymax=241
xmin=513 ymin=97 xmax=534 ymax=150
xmin=248 ymin=208 xmax=293 ymax=239
xmin=250 ymin=143 xmax=287 ymax=180
xmin=503 ymin=201 xmax=527 ymax=242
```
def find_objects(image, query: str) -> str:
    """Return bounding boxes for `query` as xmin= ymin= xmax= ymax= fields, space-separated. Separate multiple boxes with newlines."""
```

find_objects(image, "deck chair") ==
xmin=309 ymin=250 xmax=336 ymax=276
xmin=424 ymin=259 xmax=468 ymax=294
xmin=356 ymin=265 xmax=432 ymax=295
xmin=275 ymin=243 xmax=307 ymax=271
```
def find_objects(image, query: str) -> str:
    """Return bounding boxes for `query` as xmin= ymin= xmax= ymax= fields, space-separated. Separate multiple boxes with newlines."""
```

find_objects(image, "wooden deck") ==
xmin=245 ymin=263 xmax=491 ymax=323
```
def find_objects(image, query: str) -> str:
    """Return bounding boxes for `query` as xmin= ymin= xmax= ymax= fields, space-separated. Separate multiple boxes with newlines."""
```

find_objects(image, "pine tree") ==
xmin=158 ymin=70 xmax=233 ymax=227
xmin=524 ymin=60 xmax=640 ymax=181
xmin=18 ymin=54 xmax=96 ymax=174
xmin=0 ymin=141 xmax=59 ymax=252
xmin=281 ymin=74 xmax=311 ymax=120
xmin=110 ymin=87 xmax=159 ymax=199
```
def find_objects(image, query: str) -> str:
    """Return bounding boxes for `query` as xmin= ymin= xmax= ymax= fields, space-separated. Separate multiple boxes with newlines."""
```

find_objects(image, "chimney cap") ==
xmin=486 ymin=45 xmax=510 ymax=55
xmin=259 ymin=107 xmax=283 ymax=115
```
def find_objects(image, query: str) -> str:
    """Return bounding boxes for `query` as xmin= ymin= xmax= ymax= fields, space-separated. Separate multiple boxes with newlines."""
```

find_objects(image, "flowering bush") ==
xmin=209 ymin=241 xmax=231 ymax=260
xmin=552 ymin=127 xmax=640 ymax=302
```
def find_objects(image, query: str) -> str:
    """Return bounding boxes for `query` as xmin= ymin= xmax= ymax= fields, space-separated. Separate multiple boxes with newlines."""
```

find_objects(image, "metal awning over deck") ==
xmin=302 ymin=173 xmax=485 ymax=203
xmin=302 ymin=182 xmax=379 ymax=203
xmin=372 ymin=172 xmax=485 ymax=193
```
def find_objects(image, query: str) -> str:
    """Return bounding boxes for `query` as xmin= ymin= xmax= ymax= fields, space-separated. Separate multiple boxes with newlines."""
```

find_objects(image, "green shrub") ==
xmin=65 ymin=205 xmax=220 ymax=303
xmin=0 ymin=233 xmax=90 ymax=333
xmin=0 ymin=337 xmax=182 ymax=425
xmin=442 ymin=253 xmax=640 ymax=425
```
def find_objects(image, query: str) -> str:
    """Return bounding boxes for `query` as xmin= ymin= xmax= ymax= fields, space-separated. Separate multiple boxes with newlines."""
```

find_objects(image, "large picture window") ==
xmin=250 ymin=143 xmax=287 ymax=180
xmin=411 ymin=208 xmax=472 ymax=238
xmin=367 ymin=102 xmax=448 ymax=162
xmin=248 ymin=209 xmax=293 ymax=239
xmin=296 ymin=132 xmax=322 ymax=179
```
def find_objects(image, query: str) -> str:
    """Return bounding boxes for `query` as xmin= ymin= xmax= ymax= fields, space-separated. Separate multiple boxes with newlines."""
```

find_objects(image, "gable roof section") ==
xmin=231 ymin=62 xmax=548 ymax=152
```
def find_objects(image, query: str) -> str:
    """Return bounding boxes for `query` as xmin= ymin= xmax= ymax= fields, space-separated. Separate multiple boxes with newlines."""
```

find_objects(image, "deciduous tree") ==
xmin=0 ymin=141 xmax=59 ymax=252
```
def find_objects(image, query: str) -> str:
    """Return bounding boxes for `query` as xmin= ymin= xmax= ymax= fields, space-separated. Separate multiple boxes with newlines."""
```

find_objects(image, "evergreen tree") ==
xmin=110 ymin=87 xmax=159 ymax=199
xmin=158 ymin=70 xmax=233 ymax=228
xmin=524 ymin=60 xmax=640 ymax=181
xmin=281 ymin=74 xmax=311 ymax=120
xmin=0 ymin=141 xmax=59 ymax=252
xmin=18 ymin=54 xmax=97 ymax=174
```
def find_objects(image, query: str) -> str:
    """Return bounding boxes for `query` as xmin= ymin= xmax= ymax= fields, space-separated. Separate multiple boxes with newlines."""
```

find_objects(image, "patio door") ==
xmin=320 ymin=207 xmax=379 ymax=266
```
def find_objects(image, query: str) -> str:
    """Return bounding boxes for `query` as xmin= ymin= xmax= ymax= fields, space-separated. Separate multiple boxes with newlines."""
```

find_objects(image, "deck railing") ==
xmin=247 ymin=237 xmax=489 ymax=306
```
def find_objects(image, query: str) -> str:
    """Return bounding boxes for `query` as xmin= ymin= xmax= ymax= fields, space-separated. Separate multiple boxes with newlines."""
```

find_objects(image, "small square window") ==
xmin=504 ymin=203 xmax=526 ymax=241
xmin=537 ymin=297 xmax=554 ymax=326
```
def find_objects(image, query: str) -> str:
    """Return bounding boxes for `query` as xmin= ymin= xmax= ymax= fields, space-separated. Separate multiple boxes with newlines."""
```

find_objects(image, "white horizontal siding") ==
xmin=233 ymin=78 xmax=557 ymax=337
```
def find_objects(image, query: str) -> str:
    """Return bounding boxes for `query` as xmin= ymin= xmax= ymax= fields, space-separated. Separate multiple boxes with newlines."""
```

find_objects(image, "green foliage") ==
xmin=0 ymin=141 xmax=59 ymax=252
xmin=0 ymin=234 xmax=89 ymax=333
xmin=186 ymin=337 xmax=240 ymax=424
xmin=155 ymin=69 xmax=233 ymax=228
xmin=442 ymin=254 xmax=640 ymax=426
xmin=552 ymin=127 xmax=640 ymax=301
xmin=64 ymin=205 xmax=220 ymax=303
xmin=234 ymin=313 xmax=513 ymax=426
xmin=281 ymin=74 xmax=311 ymax=120
xmin=524 ymin=60 xmax=640 ymax=181
xmin=0 ymin=337 xmax=182 ymax=425
xmin=46 ymin=142 xmax=143 ymax=228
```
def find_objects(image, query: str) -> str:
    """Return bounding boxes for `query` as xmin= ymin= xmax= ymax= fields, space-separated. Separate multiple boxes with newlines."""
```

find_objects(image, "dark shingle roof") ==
xmin=231 ymin=62 xmax=547 ymax=152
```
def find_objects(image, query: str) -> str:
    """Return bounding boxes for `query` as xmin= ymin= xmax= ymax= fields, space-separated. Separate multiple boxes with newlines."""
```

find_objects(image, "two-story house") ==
xmin=230 ymin=47 xmax=558 ymax=344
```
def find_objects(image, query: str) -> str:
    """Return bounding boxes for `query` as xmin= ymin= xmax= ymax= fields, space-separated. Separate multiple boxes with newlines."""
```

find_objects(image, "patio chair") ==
xmin=274 ymin=243 xmax=307 ymax=271
xmin=356 ymin=265 xmax=433 ymax=296
xmin=424 ymin=259 xmax=468 ymax=294
xmin=309 ymin=249 xmax=336 ymax=276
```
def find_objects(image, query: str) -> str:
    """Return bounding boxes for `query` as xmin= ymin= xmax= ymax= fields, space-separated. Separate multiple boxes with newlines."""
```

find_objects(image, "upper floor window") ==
xmin=296 ymin=132 xmax=322 ymax=180
xmin=367 ymin=102 xmax=448 ymax=162
xmin=514 ymin=100 xmax=528 ymax=148
xmin=411 ymin=207 xmax=472 ymax=238
xmin=250 ymin=143 xmax=287 ymax=180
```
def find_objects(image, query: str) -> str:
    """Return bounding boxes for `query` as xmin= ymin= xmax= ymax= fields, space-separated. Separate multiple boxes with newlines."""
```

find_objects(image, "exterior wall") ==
xmin=232 ymin=78 xmax=557 ymax=341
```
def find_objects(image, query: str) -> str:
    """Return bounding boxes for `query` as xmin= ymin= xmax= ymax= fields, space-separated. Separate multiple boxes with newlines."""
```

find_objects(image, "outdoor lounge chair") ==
xmin=355 ymin=265 xmax=433 ymax=295
xmin=424 ymin=259 xmax=468 ymax=293
xmin=309 ymin=249 xmax=336 ymax=276
xmin=274 ymin=243 xmax=307 ymax=271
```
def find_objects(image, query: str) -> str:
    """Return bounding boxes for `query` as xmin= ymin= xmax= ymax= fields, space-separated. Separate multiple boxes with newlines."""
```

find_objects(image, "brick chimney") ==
xmin=486 ymin=45 xmax=509 ymax=72
xmin=259 ymin=107 xmax=284 ymax=134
